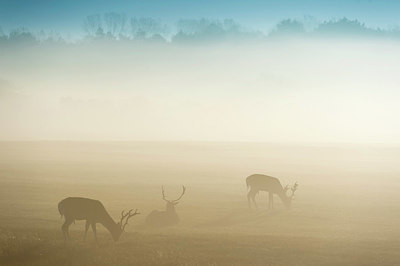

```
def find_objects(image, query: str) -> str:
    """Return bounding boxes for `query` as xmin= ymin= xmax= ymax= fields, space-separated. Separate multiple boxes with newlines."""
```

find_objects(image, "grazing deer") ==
xmin=246 ymin=174 xmax=298 ymax=209
xmin=58 ymin=197 xmax=140 ymax=242
xmin=145 ymin=185 xmax=186 ymax=226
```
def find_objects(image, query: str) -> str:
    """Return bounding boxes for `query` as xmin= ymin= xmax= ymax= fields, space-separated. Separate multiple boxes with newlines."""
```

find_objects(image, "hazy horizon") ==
xmin=1 ymin=38 xmax=399 ymax=144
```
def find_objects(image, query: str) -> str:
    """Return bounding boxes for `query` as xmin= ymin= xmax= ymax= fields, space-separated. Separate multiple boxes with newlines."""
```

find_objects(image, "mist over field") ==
xmin=1 ymin=37 xmax=400 ymax=143
xmin=1 ymin=141 xmax=400 ymax=265
xmin=1 ymin=1 xmax=400 ymax=265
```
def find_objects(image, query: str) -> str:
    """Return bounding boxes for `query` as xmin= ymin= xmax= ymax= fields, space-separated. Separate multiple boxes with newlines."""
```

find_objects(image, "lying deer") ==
xmin=58 ymin=197 xmax=140 ymax=242
xmin=246 ymin=174 xmax=298 ymax=209
xmin=145 ymin=185 xmax=186 ymax=226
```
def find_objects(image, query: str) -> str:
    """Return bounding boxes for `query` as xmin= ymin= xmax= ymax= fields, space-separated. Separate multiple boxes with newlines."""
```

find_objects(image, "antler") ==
xmin=283 ymin=185 xmax=290 ymax=193
xmin=120 ymin=210 xmax=131 ymax=224
xmin=171 ymin=185 xmax=186 ymax=202
xmin=121 ymin=209 xmax=140 ymax=231
xmin=161 ymin=186 xmax=169 ymax=202
xmin=290 ymin=182 xmax=298 ymax=197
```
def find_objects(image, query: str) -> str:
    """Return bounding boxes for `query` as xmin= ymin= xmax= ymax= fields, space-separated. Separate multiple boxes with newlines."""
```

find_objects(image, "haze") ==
xmin=1 ymin=39 xmax=399 ymax=143
xmin=1 ymin=2 xmax=400 ymax=264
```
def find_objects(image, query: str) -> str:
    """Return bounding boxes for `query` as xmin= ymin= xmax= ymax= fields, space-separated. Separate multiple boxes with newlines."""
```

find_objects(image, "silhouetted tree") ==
xmin=269 ymin=19 xmax=305 ymax=37
xmin=36 ymin=30 xmax=64 ymax=43
xmin=314 ymin=18 xmax=374 ymax=37
xmin=0 ymin=26 xmax=6 ymax=43
xmin=83 ymin=14 xmax=103 ymax=36
xmin=173 ymin=18 xmax=254 ymax=43
xmin=8 ymin=28 xmax=37 ymax=44
xmin=130 ymin=17 xmax=168 ymax=39
xmin=103 ymin=12 xmax=127 ymax=37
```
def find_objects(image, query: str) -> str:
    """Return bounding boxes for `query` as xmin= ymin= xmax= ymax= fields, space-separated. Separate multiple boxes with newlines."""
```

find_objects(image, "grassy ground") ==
xmin=1 ymin=228 xmax=399 ymax=266
xmin=1 ymin=142 xmax=400 ymax=265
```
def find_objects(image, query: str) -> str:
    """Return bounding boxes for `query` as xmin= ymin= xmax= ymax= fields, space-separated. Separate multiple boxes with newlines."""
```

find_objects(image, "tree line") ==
xmin=1 ymin=15 xmax=399 ymax=45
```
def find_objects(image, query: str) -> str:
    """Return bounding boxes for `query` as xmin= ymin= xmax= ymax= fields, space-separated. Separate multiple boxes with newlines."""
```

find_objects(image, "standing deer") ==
xmin=246 ymin=174 xmax=298 ymax=209
xmin=58 ymin=197 xmax=140 ymax=242
xmin=145 ymin=185 xmax=186 ymax=226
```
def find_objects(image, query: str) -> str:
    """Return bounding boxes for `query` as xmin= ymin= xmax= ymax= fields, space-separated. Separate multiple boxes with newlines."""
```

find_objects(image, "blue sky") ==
xmin=1 ymin=0 xmax=400 ymax=34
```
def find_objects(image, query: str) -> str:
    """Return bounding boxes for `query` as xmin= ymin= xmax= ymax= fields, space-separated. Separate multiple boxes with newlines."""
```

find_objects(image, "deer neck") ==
xmin=166 ymin=203 xmax=176 ymax=214
xmin=99 ymin=213 xmax=119 ymax=232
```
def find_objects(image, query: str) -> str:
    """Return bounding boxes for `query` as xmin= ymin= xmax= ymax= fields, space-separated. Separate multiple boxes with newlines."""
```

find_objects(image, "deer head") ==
xmin=283 ymin=182 xmax=298 ymax=209
xmin=113 ymin=209 xmax=140 ymax=241
xmin=283 ymin=185 xmax=290 ymax=193
xmin=161 ymin=185 xmax=186 ymax=213
xmin=290 ymin=182 xmax=298 ymax=199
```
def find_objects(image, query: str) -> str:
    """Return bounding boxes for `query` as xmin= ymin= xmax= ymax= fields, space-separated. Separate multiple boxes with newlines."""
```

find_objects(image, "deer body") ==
xmin=246 ymin=174 xmax=298 ymax=209
xmin=58 ymin=197 xmax=139 ymax=242
xmin=145 ymin=185 xmax=186 ymax=227
xmin=145 ymin=206 xmax=179 ymax=226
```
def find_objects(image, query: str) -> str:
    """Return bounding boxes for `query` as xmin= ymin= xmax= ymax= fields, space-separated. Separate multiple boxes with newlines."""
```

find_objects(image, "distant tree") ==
xmin=269 ymin=19 xmax=305 ymax=37
xmin=389 ymin=26 xmax=400 ymax=39
xmin=0 ymin=26 xmax=6 ymax=43
xmin=176 ymin=18 xmax=237 ymax=35
xmin=95 ymin=27 xmax=105 ymax=39
xmin=314 ymin=18 xmax=374 ymax=37
xmin=103 ymin=12 xmax=127 ymax=37
xmin=8 ymin=28 xmax=37 ymax=44
xmin=147 ymin=33 xmax=166 ymax=42
xmin=173 ymin=18 xmax=257 ymax=43
xmin=83 ymin=14 xmax=169 ymax=41
xmin=222 ymin=19 xmax=241 ymax=33
xmin=173 ymin=19 xmax=227 ymax=42
xmin=36 ymin=30 xmax=64 ymax=43
xmin=130 ymin=17 xmax=168 ymax=39
xmin=176 ymin=18 xmax=212 ymax=34
xmin=83 ymin=14 xmax=103 ymax=36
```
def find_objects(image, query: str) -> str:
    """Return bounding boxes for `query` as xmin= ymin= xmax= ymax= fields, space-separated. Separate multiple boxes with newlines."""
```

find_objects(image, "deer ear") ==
xmin=174 ymin=202 xmax=180 ymax=205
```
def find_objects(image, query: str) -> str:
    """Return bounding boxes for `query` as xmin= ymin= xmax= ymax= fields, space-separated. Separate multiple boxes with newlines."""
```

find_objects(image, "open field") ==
xmin=1 ymin=141 xmax=400 ymax=265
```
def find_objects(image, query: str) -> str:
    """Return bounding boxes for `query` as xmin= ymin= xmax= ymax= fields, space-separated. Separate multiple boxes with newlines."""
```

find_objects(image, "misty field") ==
xmin=1 ymin=142 xmax=400 ymax=265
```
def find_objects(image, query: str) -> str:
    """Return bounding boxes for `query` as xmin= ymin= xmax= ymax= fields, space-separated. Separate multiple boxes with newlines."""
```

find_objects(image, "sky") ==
xmin=1 ymin=0 xmax=400 ymax=35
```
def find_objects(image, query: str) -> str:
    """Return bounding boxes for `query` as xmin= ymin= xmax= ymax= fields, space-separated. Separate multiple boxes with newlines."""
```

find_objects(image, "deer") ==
xmin=246 ymin=174 xmax=298 ymax=210
xmin=58 ymin=197 xmax=140 ymax=242
xmin=145 ymin=185 xmax=186 ymax=226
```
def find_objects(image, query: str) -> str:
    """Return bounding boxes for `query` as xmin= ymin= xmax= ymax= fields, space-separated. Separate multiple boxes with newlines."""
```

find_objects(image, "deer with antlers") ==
xmin=58 ymin=197 xmax=140 ymax=242
xmin=145 ymin=185 xmax=186 ymax=226
xmin=246 ymin=174 xmax=298 ymax=209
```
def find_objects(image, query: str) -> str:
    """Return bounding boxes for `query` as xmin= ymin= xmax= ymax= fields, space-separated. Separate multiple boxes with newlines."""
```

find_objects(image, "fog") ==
xmin=2 ymin=3 xmax=400 ymax=263
xmin=1 ymin=39 xmax=399 ymax=143
xmin=1 ymin=141 xmax=400 ymax=264
xmin=1 ymin=29 xmax=400 ymax=264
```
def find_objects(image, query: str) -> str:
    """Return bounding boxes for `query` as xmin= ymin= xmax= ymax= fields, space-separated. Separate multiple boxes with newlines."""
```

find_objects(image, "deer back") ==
xmin=58 ymin=197 xmax=110 ymax=222
xmin=145 ymin=205 xmax=179 ymax=226
xmin=246 ymin=174 xmax=284 ymax=193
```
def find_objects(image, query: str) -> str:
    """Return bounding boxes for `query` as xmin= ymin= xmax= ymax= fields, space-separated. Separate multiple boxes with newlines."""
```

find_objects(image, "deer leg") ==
xmin=62 ymin=217 xmax=74 ymax=241
xmin=91 ymin=223 xmax=97 ymax=242
xmin=269 ymin=193 xmax=273 ymax=210
xmin=247 ymin=190 xmax=253 ymax=208
xmin=247 ymin=189 xmax=258 ymax=209
xmin=84 ymin=220 xmax=90 ymax=241
xmin=251 ymin=191 xmax=258 ymax=209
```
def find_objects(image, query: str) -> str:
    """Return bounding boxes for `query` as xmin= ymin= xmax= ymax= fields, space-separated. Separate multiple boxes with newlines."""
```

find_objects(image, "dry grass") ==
xmin=1 ymin=141 xmax=400 ymax=265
